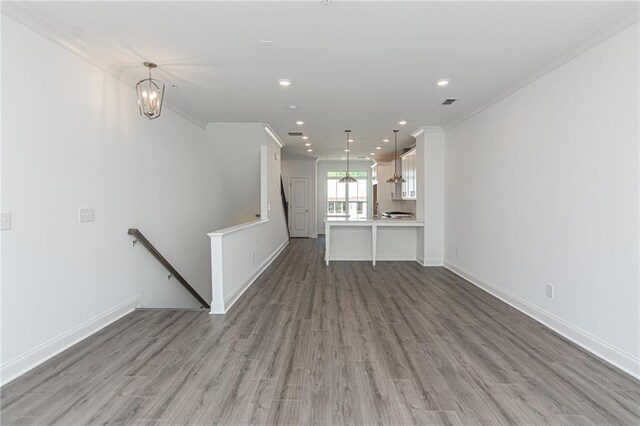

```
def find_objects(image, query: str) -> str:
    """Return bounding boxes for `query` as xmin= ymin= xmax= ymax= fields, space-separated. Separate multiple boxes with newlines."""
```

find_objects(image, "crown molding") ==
xmin=5 ymin=2 xmax=637 ymax=134
xmin=442 ymin=3 xmax=639 ymax=131
xmin=263 ymin=124 xmax=285 ymax=148
xmin=411 ymin=126 xmax=444 ymax=138
xmin=410 ymin=128 xmax=424 ymax=138
xmin=1 ymin=2 xmax=208 ymax=129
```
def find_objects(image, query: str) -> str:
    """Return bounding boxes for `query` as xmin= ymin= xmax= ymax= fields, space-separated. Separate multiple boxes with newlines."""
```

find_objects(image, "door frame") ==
xmin=289 ymin=176 xmax=310 ymax=238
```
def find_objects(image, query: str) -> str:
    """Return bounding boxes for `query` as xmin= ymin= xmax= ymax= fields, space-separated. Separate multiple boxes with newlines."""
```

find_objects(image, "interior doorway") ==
xmin=290 ymin=177 xmax=309 ymax=237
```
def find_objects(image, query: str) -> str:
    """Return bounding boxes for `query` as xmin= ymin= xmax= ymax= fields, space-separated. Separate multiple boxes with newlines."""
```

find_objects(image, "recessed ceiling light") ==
xmin=344 ymin=149 xmax=350 ymax=152
xmin=365 ymin=157 xmax=370 ymax=160
xmin=301 ymin=136 xmax=309 ymax=140
xmin=376 ymin=146 xmax=382 ymax=150
xmin=288 ymin=105 xmax=298 ymax=110
xmin=307 ymin=148 xmax=313 ymax=152
xmin=436 ymin=79 xmax=450 ymax=87
xmin=296 ymin=121 xmax=304 ymax=125
xmin=398 ymin=121 xmax=407 ymax=125
xmin=341 ymin=157 xmax=346 ymax=160
xmin=370 ymin=152 xmax=376 ymax=156
xmin=348 ymin=139 xmax=354 ymax=143
xmin=305 ymin=142 xmax=311 ymax=146
xmin=382 ymin=139 xmax=389 ymax=143
xmin=259 ymin=40 xmax=274 ymax=46
xmin=278 ymin=79 xmax=291 ymax=87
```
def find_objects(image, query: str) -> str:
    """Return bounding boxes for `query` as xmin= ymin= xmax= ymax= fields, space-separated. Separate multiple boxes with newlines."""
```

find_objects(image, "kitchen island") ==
xmin=324 ymin=216 xmax=424 ymax=265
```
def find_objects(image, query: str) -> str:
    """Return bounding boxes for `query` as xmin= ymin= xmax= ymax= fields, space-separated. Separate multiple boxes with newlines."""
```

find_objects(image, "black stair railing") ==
xmin=128 ymin=228 xmax=210 ymax=309
xmin=280 ymin=177 xmax=290 ymax=239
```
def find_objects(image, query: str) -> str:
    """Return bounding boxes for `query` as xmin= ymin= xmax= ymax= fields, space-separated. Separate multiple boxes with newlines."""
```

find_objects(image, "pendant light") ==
xmin=339 ymin=130 xmax=357 ymax=183
xmin=136 ymin=62 xmax=165 ymax=120
xmin=387 ymin=130 xmax=406 ymax=183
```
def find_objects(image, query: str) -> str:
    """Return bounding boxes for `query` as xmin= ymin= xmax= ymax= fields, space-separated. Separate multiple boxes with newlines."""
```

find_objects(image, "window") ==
xmin=326 ymin=171 xmax=368 ymax=218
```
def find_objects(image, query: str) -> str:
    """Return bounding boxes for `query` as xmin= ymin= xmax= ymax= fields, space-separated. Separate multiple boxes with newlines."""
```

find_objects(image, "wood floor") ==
xmin=2 ymin=238 xmax=639 ymax=425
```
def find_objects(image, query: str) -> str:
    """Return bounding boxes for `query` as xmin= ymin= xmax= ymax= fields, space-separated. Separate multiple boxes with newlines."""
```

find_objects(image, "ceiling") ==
xmin=3 ymin=1 xmax=637 ymax=160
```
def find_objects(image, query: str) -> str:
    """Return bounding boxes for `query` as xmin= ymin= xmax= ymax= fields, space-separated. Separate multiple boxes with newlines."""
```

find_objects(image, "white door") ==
xmin=290 ymin=177 xmax=309 ymax=238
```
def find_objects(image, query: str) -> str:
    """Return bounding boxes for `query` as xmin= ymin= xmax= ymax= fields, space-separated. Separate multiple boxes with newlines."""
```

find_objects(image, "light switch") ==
xmin=1 ymin=212 xmax=11 ymax=230
xmin=267 ymin=203 xmax=271 ymax=211
xmin=79 ymin=208 xmax=95 ymax=223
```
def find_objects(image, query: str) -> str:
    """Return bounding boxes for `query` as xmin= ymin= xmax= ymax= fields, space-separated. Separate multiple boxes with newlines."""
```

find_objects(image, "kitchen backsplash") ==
xmin=378 ymin=199 xmax=416 ymax=216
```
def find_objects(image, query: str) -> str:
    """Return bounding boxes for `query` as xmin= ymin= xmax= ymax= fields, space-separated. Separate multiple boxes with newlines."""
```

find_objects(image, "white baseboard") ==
xmin=417 ymin=257 xmax=443 ymax=266
xmin=328 ymin=255 xmax=373 ymax=261
xmin=210 ymin=240 xmax=289 ymax=314
xmin=210 ymin=301 xmax=226 ymax=314
xmin=0 ymin=295 xmax=141 ymax=386
xmin=444 ymin=261 xmax=640 ymax=379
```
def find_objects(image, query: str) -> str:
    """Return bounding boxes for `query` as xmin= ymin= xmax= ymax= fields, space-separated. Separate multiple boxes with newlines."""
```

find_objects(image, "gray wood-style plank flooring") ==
xmin=2 ymin=237 xmax=639 ymax=425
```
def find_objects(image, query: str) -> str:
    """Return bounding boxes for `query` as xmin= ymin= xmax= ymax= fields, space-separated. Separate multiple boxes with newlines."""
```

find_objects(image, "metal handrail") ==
xmin=128 ymin=228 xmax=210 ymax=309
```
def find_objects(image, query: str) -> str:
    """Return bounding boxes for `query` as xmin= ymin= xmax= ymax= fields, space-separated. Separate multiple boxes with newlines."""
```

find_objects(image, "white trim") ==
xmin=1 ymin=6 xmax=208 ymax=129
xmin=289 ymin=176 xmax=310 ymax=238
xmin=208 ymin=219 xmax=269 ymax=237
xmin=0 ymin=295 xmax=141 ymax=386
xmin=260 ymin=144 xmax=269 ymax=218
xmin=210 ymin=234 xmax=224 ymax=308
xmin=444 ymin=261 xmax=640 ymax=379
xmin=210 ymin=301 xmax=226 ymax=314
xmin=263 ymin=124 xmax=285 ymax=148
xmin=210 ymin=240 xmax=289 ymax=314
xmin=375 ymin=255 xmax=419 ymax=262
xmin=417 ymin=257 xmax=443 ymax=267
xmin=6 ymin=2 xmax=636 ymax=134
xmin=412 ymin=126 xmax=444 ymax=137
xmin=328 ymin=255 xmax=374 ymax=262
xmin=442 ymin=7 xmax=639 ymax=131
xmin=400 ymin=147 xmax=417 ymax=159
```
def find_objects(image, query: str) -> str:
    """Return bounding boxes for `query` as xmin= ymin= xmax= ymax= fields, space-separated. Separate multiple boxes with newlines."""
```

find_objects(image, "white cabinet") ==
xmin=377 ymin=162 xmax=393 ymax=199
xmin=400 ymin=149 xmax=417 ymax=200
xmin=379 ymin=158 xmax=417 ymax=203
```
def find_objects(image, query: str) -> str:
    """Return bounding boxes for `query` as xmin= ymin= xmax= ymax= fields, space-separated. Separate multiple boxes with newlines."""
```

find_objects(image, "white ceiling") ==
xmin=3 ymin=1 xmax=638 ymax=159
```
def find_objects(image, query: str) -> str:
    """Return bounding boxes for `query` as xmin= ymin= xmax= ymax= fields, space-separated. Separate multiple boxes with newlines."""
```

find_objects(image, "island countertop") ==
xmin=324 ymin=216 xmax=424 ymax=265
xmin=324 ymin=216 xmax=424 ymax=226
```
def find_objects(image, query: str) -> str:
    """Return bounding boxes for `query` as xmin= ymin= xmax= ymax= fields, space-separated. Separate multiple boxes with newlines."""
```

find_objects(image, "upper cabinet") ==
xmin=401 ymin=148 xmax=417 ymax=200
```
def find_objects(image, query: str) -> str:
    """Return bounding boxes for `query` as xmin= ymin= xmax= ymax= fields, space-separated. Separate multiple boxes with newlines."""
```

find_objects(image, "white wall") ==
xmin=316 ymin=159 xmax=374 ymax=234
xmin=444 ymin=23 xmax=639 ymax=376
xmin=1 ymin=16 xmax=231 ymax=384
xmin=281 ymin=157 xmax=317 ymax=237
xmin=207 ymin=123 xmax=263 ymax=225
xmin=209 ymin=132 xmax=289 ymax=313
xmin=414 ymin=127 xmax=444 ymax=266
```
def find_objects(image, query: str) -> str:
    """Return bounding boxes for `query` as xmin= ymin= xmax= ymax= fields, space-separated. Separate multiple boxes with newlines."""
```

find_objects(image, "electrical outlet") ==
xmin=1 ymin=212 xmax=11 ymax=231
xmin=546 ymin=284 xmax=554 ymax=299
xmin=79 ymin=208 xmax=95 ymax=223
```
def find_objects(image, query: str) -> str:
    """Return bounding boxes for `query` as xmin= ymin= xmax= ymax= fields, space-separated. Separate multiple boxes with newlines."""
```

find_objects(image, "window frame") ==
xmin=325 ymin=171 xmax=368 ymax=218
